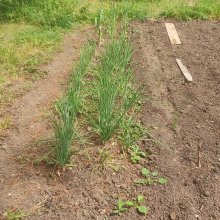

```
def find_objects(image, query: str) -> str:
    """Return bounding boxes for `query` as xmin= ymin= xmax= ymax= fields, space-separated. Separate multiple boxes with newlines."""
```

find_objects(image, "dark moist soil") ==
xmin=0 ymin=19 xmax=220 ymax=220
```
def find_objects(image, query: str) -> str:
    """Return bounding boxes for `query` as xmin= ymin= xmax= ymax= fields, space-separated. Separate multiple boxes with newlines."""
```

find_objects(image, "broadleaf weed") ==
xmin=133 ymin=168 xmax=168 ymax=185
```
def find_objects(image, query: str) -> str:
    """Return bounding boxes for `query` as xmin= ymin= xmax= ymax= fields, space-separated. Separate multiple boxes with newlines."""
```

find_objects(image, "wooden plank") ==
xmin=165 ymin=23 xmax=181 ymax=44
xmin=176 ymin=59 xmax=193 ymax=82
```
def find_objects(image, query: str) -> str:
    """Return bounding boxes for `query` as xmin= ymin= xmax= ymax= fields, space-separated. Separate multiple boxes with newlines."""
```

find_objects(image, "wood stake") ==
xmin=176 ymin=59 xmax=193 ymax=82
xmin=165 ymin=23 xmax=181 ymax=44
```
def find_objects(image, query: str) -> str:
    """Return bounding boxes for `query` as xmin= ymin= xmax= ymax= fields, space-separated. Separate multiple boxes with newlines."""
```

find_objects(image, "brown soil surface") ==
xmin=0 ymin=19 xmax=220 ymax=220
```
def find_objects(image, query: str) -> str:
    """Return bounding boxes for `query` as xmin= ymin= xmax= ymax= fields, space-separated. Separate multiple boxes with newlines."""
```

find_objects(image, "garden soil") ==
xmin=0 ymin=19 xmax=220 ymax=220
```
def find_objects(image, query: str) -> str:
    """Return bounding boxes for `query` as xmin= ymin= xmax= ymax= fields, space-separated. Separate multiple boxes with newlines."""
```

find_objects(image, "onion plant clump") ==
xmin=54 ymin=100 xmax=76 ymax=169
xmin=96 ymin=3 xmax=131 ymax=42
xmin=88 ymin=37 xmax=144 ymax=145
xmin=95 ymin=9 xmax=104 ymax=43
xmin=67 ymin=42 xmax=96 ymax=114
xmin=54 ymin=42 xmax=95 ymax=169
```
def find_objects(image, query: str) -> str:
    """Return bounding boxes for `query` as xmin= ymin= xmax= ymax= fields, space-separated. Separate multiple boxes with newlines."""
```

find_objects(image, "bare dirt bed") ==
xmin=0 ymin=19 xmax=220 ymax=220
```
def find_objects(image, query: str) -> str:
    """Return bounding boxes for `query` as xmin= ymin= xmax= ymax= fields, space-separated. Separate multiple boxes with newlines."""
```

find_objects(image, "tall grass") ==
xmin=157 ymin=0 xmax=220 ymax=20
xmin=0 ymin=0 xmax=92 ymax=28
xmin=0 ymin=24 xmax=63 ymax=105
xmin=100 ymin=0 xmax=220 ymax=21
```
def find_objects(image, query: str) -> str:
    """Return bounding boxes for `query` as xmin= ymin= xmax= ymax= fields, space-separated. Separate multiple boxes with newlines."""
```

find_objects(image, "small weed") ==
xmin=22 ymin=190 xmax=26 ymax=195
xmin=132 ymin=29 xmax=143 ymax=34
xmin=17 ymin=154 xmax=32 ymax=164
xmin=111 ymin=165 xmax=119 ymax=172
xmin=21 ymin=82 xmax=32 ymax=92
xmin=33 ymin=155 xmax=55 ymax=165
xmin=156 ymin=47 xmax=161 ymax=51
xmin=113 ymin=195 xmax=147 ymax=215
xmin=133 ymin=168 xmax=167 ymax=185
xmin=119 ymin=154 xmax=124 ymax=160
xmin=127 ymin=195 xmax=148 ymax=214
xmin=173 ymin=112 xmax=180 ymax=130
xmin=98 ymin=149 xmax=112 ymax=165
xmin=113 ymin=198 xmax=129 ymax=215
xmin=6 ymin=210 xmax=25 ymax=220
xmin=130 ymin=144 xmax=146 ymax=163
xmin=121 ymin=166 xmax=127 ymax=170
xmin=119 ymin=117 xmax=149 ymax=151
xmin=0 ymin=115 xmax=11 ymax=132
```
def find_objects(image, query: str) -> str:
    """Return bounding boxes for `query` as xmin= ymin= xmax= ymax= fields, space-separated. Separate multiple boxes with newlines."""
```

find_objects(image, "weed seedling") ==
xmin=125 ymin=195 xmax=148 ymax=214
xmin=6 ymin=210 xmax=26 ymax=220
xmin=133 ymin=168 xmax=167 ymax=185
xmin=119 ymin=154 xmax=124 ymax=160
xmin=113 ymin=195 xmax=148 ymax=215
xmin=99 ymin=149 xmax=111 ymax=165
xmin=113 ymin=198 xmax=130 ymax=215
xmin=173 ymin=112 xmax=180 ymax=130
xmin=111 ymin=165 xmax=119 ymax=173
xmin=132 ymin=29 xmax=143 ymax=34
xmin=130 ymin=145 xmax=146 ymax=163
xmin=121 ymin=166 xmax=127 ymax=170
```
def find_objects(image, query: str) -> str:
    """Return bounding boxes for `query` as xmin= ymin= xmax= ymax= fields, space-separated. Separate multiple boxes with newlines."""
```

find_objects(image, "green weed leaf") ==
xmin=33 ymin=157 xmax=41 ymax=163
xmin=138 ymin=195 xmax=145 ymax=203
xmin=152 ymin=172 xmax=158 ymax=177
xmin=158 ymin=178 xmax=168 ymax=184
xmin=134 ymin=155 xmax=140 ymax=160
xmin=125 ymin=201 xmax=134 ymax=206
xmin=133 ymin=180 xmax=144 ymax=184
xmin=142 ymin=168 xmax=149 ymax=175
xmin=118 ymin=198 xmax=123 ymax=209
xmin=138 ymin=206 xmax=148 ymax=214
xmin=140 ymin=152 xmax=147 ymax=157
xmin=112 ymin=166 xmax=119 ymax=172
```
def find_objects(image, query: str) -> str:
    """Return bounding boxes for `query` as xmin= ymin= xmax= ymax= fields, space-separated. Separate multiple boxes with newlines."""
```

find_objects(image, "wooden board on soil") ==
xmin=176 ymin=58 xmax=193 ymax=82
xmin=165 ymin=23 xmax=181 ymax=44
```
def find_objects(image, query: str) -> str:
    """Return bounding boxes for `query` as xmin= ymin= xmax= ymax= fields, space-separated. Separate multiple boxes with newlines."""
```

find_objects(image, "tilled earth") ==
xmin=0 ymin=19 xmax=220 ymax=220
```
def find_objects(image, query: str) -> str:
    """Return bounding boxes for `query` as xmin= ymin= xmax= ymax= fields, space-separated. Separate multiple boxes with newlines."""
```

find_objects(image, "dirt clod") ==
xmin=135 ymin=164 xmax=143 ymax=170
xmin=169 ymin=212 xmax=176 ymax=219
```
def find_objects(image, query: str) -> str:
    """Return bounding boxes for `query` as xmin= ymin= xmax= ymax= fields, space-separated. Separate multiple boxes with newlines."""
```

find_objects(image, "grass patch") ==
xmin=0 ymin=0 xmax=93 ymax=28
xmin=0 ymin=0 xmax=94 ymax=110
xmin=156 ymin=0 xmax=220 ymax=20
xmin=0 ymin=114 xmax=11 ymax=134
xmin=0 ymin=24 xmax=63 ymax=105
xmin=98 ymin=0 xmax=220 ymax=21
